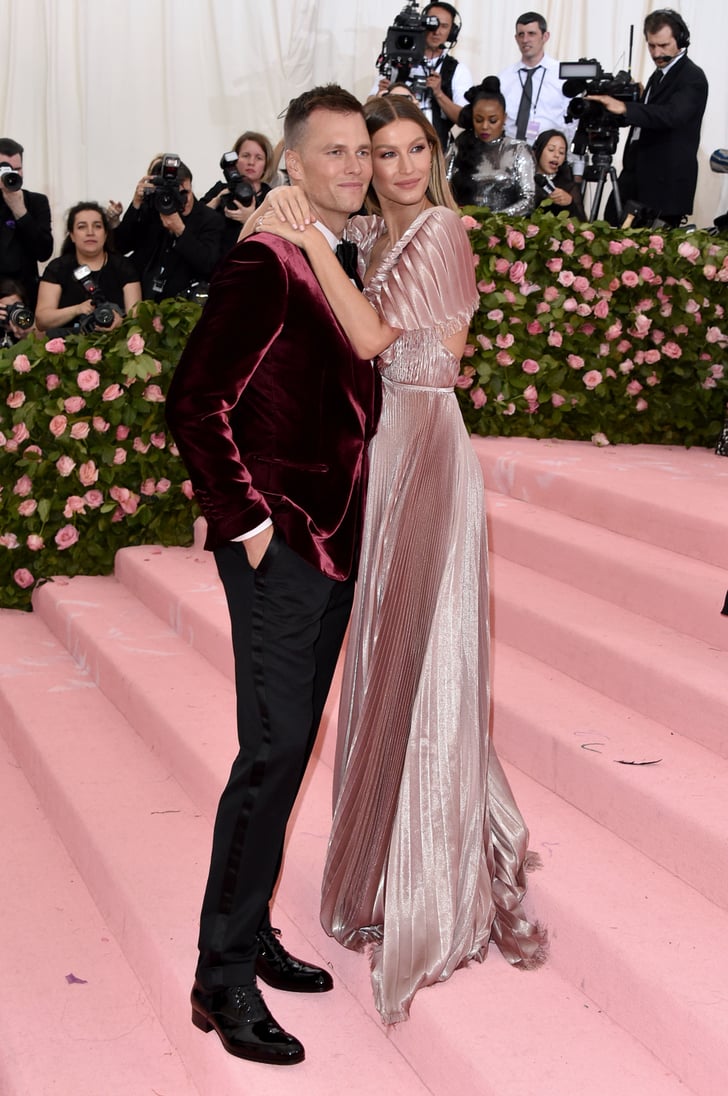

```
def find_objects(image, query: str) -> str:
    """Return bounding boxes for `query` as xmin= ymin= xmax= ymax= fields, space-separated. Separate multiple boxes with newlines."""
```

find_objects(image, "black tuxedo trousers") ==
xmin=196 ymin=533 xmax=355 ymax=988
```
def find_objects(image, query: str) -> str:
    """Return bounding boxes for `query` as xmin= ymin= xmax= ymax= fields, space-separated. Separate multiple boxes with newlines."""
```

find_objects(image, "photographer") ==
xmin=0 ymin=138 xmax=53 ymax=307
xmin=587 ymin=10 xmax=708 ymax=227
xmin=371 ymin=3 xmax=473 ymax=150
xmin=35 ymin=202 xmax=141 ymax=334
xmin=115 ymin=158 xmax=223 ymax=301
xmin=202 ymin=132 xmax=275 ymax=256
xmin=0 ymin=277 xmax=35 ymax=345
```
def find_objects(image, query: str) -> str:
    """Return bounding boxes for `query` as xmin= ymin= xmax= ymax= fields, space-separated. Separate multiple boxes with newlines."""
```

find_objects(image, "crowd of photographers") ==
xmin=0 ymin=6 xmax=722 ymax=347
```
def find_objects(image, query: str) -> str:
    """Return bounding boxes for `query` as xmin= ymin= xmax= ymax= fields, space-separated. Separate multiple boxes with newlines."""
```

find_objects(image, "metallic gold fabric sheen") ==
xmin=321 ymin=208 xmax=546 ymax=1024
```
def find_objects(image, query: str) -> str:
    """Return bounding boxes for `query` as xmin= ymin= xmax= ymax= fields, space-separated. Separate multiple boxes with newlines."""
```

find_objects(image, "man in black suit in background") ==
xmin=0 ymin=138 xmax=53 ymax=306
xmin=588 ymin=10 xmax=708 ymax=227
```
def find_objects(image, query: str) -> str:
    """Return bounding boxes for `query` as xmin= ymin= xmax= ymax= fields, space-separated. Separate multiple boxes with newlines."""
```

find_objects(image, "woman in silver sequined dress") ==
xmin=447 ymin=76 xmax=535 ymax=215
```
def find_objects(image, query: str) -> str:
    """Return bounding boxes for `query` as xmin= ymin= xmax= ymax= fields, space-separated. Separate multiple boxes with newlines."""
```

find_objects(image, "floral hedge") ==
xmin=0 ymin=299 xmax=202 ymax=610
xmin=456 ymin=209 xmax=728 ymax=447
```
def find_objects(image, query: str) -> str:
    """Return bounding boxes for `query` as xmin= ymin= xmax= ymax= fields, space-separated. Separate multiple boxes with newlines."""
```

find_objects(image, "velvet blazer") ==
xmin=620 ymin=54 xmax=708 ymax=218
xmin=166 ymin=233 xmax=381 ymax=582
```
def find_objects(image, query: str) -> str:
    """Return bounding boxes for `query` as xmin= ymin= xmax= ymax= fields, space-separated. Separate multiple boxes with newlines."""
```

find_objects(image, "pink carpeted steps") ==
xmin=0 ymin=437 xmax=726 ymax=1096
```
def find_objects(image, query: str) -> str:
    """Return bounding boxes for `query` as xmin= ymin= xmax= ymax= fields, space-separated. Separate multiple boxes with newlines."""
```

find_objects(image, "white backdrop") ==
xmin=1 ymin=0 xmax=726 ymax=249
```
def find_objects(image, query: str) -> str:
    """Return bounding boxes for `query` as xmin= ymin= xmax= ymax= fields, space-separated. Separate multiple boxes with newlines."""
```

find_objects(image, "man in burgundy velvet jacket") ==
xmin=165 ymin=86 xmax=378 ymax=1067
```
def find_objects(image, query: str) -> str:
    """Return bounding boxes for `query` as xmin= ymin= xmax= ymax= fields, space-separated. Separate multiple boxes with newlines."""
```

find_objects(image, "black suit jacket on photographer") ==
xmin=618 ymin=54 xmax=708 ymax=219
xmin=116 ymin=196 xmax=223 ymax=300
xmin=0 ymin=189 xmax=53 ymax=305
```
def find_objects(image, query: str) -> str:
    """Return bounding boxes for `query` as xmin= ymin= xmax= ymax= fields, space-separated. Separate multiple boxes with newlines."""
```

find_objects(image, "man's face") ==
xmin=286 ymin=109 xmax=371 ymax=234
xmin=515 ymin=21 xmax=549 ymax=64
xmin=425 ymin=7 xmax=453 ymax=52
xmin=646 ymin=26 xmax=680 ymax=68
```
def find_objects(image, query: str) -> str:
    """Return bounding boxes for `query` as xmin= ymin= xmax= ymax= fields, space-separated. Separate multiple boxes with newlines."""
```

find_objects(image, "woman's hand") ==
xmin=263 ymin=185 xmax=315 ymax=230
xmin=254 ymin=214 xmax=320 ymax=251
xmin=547 ymin=187 xmax=573 ymax=208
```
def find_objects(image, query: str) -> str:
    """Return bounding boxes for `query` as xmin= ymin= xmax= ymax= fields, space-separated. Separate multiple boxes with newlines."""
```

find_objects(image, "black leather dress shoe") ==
xmin=255 ymin=926 xmax=334 ymax=993
xmin=190 ymin=980 xmax=304 ymax=1065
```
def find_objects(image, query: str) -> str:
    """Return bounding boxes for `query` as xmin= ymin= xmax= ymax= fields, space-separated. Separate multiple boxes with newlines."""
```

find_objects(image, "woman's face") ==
xmin=371 ymin=119 xmax=432 ymax=208
xmin=70 ymin=209 xmax=107 ymax=260
xmin=236 ymin=140 xmax=267 ymax=185
xmin=472 ymin=98 xmax=506 ymax=142
xmin=539 ymin=135 xmax=567 ymax=174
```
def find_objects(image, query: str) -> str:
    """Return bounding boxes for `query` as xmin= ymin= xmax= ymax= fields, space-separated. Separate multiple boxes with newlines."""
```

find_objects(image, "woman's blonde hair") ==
xmin=363 ymin=96 xmax=457 ymax=214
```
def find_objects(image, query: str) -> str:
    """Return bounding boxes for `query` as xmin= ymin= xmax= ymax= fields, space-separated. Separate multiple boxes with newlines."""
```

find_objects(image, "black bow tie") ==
xmin=335 ymin=239 xmax=360 ymax=283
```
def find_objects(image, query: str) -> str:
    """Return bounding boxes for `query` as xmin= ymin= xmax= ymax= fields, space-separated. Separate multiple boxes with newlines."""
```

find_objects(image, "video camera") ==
xmin=377 ymin=1 xmax=438 ymax=91
xmin=0 ymin=162 xmax=22 ymax=192
xmin=73 ymin=265 xmax=121 ymax=332
xmin=219 ymin=152 xmax=256 ymax=210
xmin=560 ymin=60 xmax=639 ymax=157
xmin=144 ymin=153 xmax=187 ymax=215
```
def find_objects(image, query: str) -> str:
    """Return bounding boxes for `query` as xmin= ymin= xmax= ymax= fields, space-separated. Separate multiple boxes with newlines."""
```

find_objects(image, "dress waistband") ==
xmin=383 ymin=377 xmax=455 ymax=394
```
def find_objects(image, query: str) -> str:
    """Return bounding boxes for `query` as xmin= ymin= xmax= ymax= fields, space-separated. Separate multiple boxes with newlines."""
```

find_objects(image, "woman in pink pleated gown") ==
xmin=259 ymin=95 xmax=546 ymax=1024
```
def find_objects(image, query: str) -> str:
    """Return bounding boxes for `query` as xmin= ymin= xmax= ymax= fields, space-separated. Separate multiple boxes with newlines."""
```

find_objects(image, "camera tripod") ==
xmin=582 ymin=151 xmax=623 ymax=223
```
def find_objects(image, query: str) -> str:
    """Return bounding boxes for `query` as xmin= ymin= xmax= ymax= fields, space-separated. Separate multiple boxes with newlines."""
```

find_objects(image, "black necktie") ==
xmin=335 ymin=239 xmax=361 ymax=287
xmin=515 ymin=67 xmax=537 ymax=139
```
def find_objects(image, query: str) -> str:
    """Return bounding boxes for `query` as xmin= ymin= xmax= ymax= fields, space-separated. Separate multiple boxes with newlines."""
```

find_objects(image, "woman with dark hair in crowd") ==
xmin=446 ymin=76 xmax=535 ymax=215
xmin=35 ymin=202 xmax=141 ymax=333
xmin=532 ymin=129 xmax=586 ymax=220
xmin=203 ymin=131 xmax=276 ymax=253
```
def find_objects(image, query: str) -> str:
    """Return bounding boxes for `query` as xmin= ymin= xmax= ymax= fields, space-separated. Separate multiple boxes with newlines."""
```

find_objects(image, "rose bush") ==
xmin=0 ymin=298 xmax=202 ymax=610
xmin=457 ymin=209 xmax=728 ymax=446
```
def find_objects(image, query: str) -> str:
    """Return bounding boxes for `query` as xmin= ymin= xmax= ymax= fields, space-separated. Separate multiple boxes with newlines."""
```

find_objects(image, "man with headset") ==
xmin=371 ymin=4 xmax=472 ymax=150
xmin=588 ymin=9 xmax=708 ymax=227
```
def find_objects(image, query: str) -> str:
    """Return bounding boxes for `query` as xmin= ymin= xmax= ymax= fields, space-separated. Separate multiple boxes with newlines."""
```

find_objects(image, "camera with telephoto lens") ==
xmin=219 ymin=152 xmax=256 ymax=210
xmin=144 ymin=153 xmax=187 ymax=215
xmin=73 ymin=265 xmax=120 ymax=332
xmin=560 ymin=59 xmax=640 ymax=157
xmin=0 ymin=301 xmax=34 ymax=331
xmin=376 ymin=1 xmax=439 ymax=91
xmin=0 ymin=161 xmax=22 ymax=192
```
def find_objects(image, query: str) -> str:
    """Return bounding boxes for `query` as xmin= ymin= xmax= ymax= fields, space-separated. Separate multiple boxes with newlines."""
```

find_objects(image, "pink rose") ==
xmin=56 ymin=456 xmax=76 ymax=476
xmin=579 ymin=254 xmax=594 ymax=269
xmin=635 ymin=397 xmax=649 ymax=412
xmin=460 ymin=214 xmax=479 ymax=230
xmin=621 ymin=271 xmax=639 ymax=288
xmin=476 ymin=334 xmax=492 ymax=351
xmin=494 ymin=257 xmax=510 ymax=275
xmin=509 ymin=260 xmax=526 ymax=284
xmin=558 ymin=270 xmax=575 ymax=287
xmin=127 ymin=333 xmax=145 ymax=355
xmin=13 ymin=353 xmax=31 ymax=373
xmin=551 ymin=393 xmax=566 ymax=407
xmin=181 ymin=480 xmax=194 ymax=499
xmin=92 ymin=416 xmax=110 ymax=433
xmin=576 ymin=304 xmax=592 ymax=317
xmin=608 ymin=240 xmax=625 ymax=255
xmin=141 ymin=478 xmax=157 ymax=496
xmin=0 ymin=533 xmax=20 ymax=548
xmin=677 ymin=241 xmax=700 ymax=264
xmin=13 ymin=568 xmax=35 ymax=589
xmin=703 ymin=264 xmax=717 ymax=280
xmin=526 ymin=320 xmax=543 ymax=335
xmin=70 ymin=422 xmax=90 ymax=440
xmin=470 ymin=387 xmax=487 ymax=409
xmin=55 ymin=524 xmax=80 ymax=550
xmin=561 ymin=239 xmax=575 ymax=255
xmin=573 ymin=276 xmax=590 ymax=295
xmin=651 ymin=329 xmax=665 ymax=345
xmin=547 ymin=330 xmax=563 ymax=348
xmin=506 ymin=229 xmax=525 ymax=250
xmin=455 ymin=374 xmax=473 ymax=388
xmin=142 ymin=384 xmax=164 ymax=403
xmin=702 ymin=378 xmax=718 ymax=389
xmin=645 ymin=372 xmax=660 ymax=387
xmin=102 ymin=383 xmax=124 ymax=401
xmin=46 ymin=373 xmax=60 ymax=391
xmin=461 ymin=344 xmax=475 ymax=358
xmin=605 ymin=368 xmax=617 ymax=379
xmin=12 ymin=423 xmax=30 ymax=444
xmin=626 ymin=379 xmax=643 ymax=395
xmin=644 ymin=348 xmax=661 ymax=364
xmin=662 ymin=341 xmax=682 ymax=359
xmin=63 ymin=496 xmax=86 ymax=518
xmin=616 ymin=339 xmax=632 ymax=353
xmin=6 ymin=390 xmax=25 ymax=409
xmin=113 ymin=447 xmax=127 ymax=465
xmin=591 ymin=262 xmax=604 ymax=279
xmin=567 ymin=354 xmax=584 ymax=370
xmin=477 ymin=280 xmax=496 ymax=294
xmin=84 ymin=347 xmax=103 ymax=364
xmin=563 ymin=298 xmax=578 ymax=313
xmin=581 ymin=229 xmax=595 ymax=242
xmin=591 ymin=433 xmax=610 ymax=447
xmin=77 ymin=368 xmax=101 ymax=391
xmin=706 ymin=326 xmax=725 ymax=344
xmin=525 ymin=223 xmax=539 ymax=237
xmin=78 ymin=460 xmax=98 ymax=486
xmin=546 ymin=257 xmax=563 ymax=273
xmin=710 ymin=364 xmax=725 ymax=379
xmin=18 ymin=498 xmax=37 ymax=517
xmin=27 ymin=534 xmax=44 ymax=551
xmin=639 ymin=267 xmax=656 ymax=283
xmin=536 ymin=301 xmax=551 ymax=315
xmin=14 ymin=474 xmax=33 ymax=496
xmin=495 ymin=351 xmax=514 ymax=367
xmin=64 ymin=396 xmax=86 ymax=414
xmin=487 ymin=308 xmax=504 ymax=322
xmin=156 ymin=478 xmax=172 ymax=494
xmin=45 ymin=337 xmax=66 ymax=353
xmin=598 ymin=343 xmax=610 ymax=357
xmin=523 ymin=384 xmax=538 ymax=403
xmin=648 ymin=235 xmax=664 ymax=253
xmin=133 ymin=437 xmax=151 ymax=453
xmin=49 ymin=414 xmax=68 ymax=437
xmin=633 ymin=313 xmax=651 ymax=335
xmin=522 ymin=358 xmax=540 ymax=374
xmin=115 ymin=424 xmax=130 ymax=440
xmin=84 ymin=490 xmax=104 ymax=508
xmin=496 ymin=332 xmax=515 ymax=349
xmin=503 ymin=402 xmax=516 ymax=416
xmin=660 ymin=303 xmax=673 ymax=318
xmin=543 ymin=285 xmax=559 ymax=302
xmin=672 ymin=324 xmax=688 ymax=336
xmin=583 ymin=370 xmax=603 ymax=389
